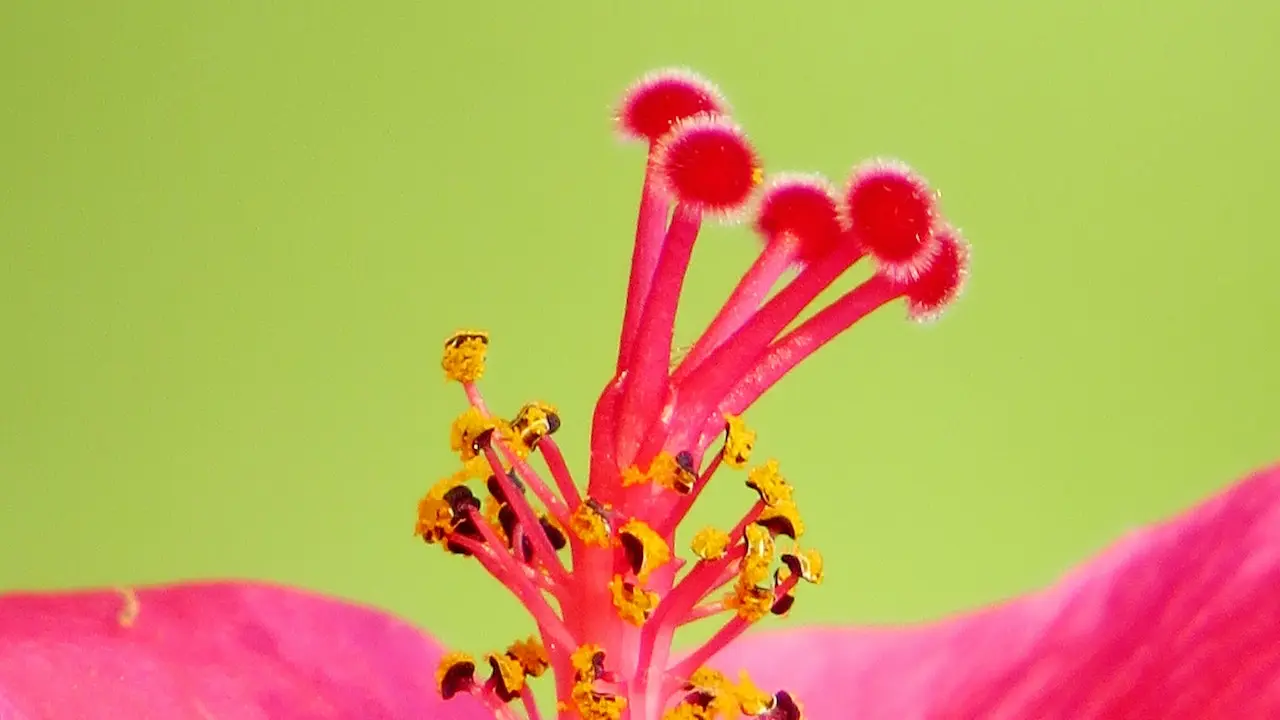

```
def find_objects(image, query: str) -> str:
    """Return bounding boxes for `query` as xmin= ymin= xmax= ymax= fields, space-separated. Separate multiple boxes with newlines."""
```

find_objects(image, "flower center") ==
xmin=417 ymin=68 xmax=969 ymax=720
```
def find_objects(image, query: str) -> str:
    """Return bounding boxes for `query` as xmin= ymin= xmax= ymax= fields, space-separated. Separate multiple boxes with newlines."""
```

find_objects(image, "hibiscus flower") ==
xmin=2 ymin=69 xmax=1276 ymax=720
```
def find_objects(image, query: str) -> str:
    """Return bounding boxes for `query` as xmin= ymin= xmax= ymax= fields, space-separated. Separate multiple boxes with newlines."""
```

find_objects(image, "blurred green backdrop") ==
xmin=2 ymin=0 xmax=1277 ymax=659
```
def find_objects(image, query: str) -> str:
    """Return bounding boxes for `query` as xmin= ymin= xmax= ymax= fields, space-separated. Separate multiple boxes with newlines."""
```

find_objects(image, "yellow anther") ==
xmin=570 ymin=644 xmax=605 ymax=682
xmin=690 ymin=526 xmax=731 ymax=561
xmin=570 ymin=500 xmax=613 ymax=548
xmin=485 ymin=651 xmax=526 ymax=699
xmin=734 ymin=672 xmax=772 ymax=715
xmin=751 ymin=166 xmax=765 ymax=186
xmin=570 ymin=684 xmax=627 ymax=720
xmin=510 ymin=401 xmax=560 ymax=450
xmin=450 ymin=407 xmax=496 ymax=462
xmin=782 ymin=548 xmax=825 ymax=585
xmin=609 ymin=575 xmax=659 ymax=626
xmin=506 ymin=636 xmax=550 ymax=677
xmin=746 ymin=459 xmax=792 ymax=507
xmin=416 ymin=475 xmax=466 ymax=543
xmin=442 ymin=330 xmax=486 ymax=384
xmin=741 ymin=524 xmax=776 ymax=587
xmin=726 ymin=576 xmax=773 ymax=622
xmin=683 ymin=668 xmax=737 ymax=718
xmin=757 ymin=499 xmax=805 ymax=540
xmin=435 ymin=651 xmax=477 ymax=700
xmin=722 ymin=415 xmax=756 ymax=469
xmin=618 ymin=519 xmax=671 ymax=583
xmin=687 ymin=668 xmax=731 ymax=694
xmin=621 ymin=453 xmax=696 ymax=493
xmin=652 ymin=452 xmax=698 ymax=494
xmin=442 ymin=330 xmax=489 ymax=383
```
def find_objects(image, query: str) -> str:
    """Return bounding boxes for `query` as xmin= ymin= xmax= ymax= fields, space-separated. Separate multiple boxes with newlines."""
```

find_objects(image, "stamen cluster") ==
xmin=418 ymin=68 xmax=969 ymax=720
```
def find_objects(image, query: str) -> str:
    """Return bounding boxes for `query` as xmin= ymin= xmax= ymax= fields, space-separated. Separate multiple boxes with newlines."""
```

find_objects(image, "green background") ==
xmin=2 ymin=0 xmax=1277 ymax=661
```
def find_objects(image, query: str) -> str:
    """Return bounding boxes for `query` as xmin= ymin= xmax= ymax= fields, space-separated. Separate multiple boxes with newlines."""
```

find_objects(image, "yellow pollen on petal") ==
xmin=435 ymin=651 xmax=477 ymax=699
xmin=722 ymin=415 xmax=756 ymax=469
xmin=570 ymin=500 xmax=613 ymax=547
xmin=450 ymin=407 xmax=496 ymax=462
xmin=690 ymin=526 xmax=731 ymax=561
xmin=609 ymin=575 xmax=659 ymax=626
xmin=725 ymin=576 xmax=773 ymax=622
xmin=746 ymin=459 xmax=792 ymax=507
xmin=510 ymin=401 xmax=559 ymax=450
xmin=741 ymin=524 xmax=775 ymax=587
xmin=506 ymin=636 xmax=551 ymax=677
xmin=757 ymin=499 xmax=805 ymax=540
xmin=618 ymin=519 xmax=671 ymax=583
xmin=442 ymin=330 xmax=489 ymax=383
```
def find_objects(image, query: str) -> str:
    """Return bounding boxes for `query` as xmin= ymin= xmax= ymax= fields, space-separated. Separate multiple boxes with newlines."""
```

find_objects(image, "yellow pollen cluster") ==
xmin=782 ymin=548 xmax=825 ymax=585
xmin=441 ymin=330 xmax=489 ymax=383
xmin=758 ymin=500 xmax=805 ymax=540
xmin=722 ymin=415 xmax=756 ymax=469
xmin=746 ymin=459 xmax=793 ymax=506
xmin=609 ymin=575 xmax=660 ymax=626
xmin=570 ymin=645 xmax=604 ymax=681
xmin=690 ymin=526 xmax=731 ymax=561
xmin=570 ymin=500 xmax=613 ymax=547
xmin=435 ymin=651 xmax=477 ymax=700
xmin=450 ymin=407 xmax=496 ymax=462
xmin=485 ymin=651 xmax=527 ymax=698
xmin=665 ymin=668 xmax=794 ymax=720
xmin=566 ymin=645 xmax=626 ymax=720
xmin=622 ymin=452 xmax=697 ymax=494
xmin=726 ymin=576 xmax=775 ymax=622
xmin=740 ymin=524 xmax=775 ymax=586
xmin=507 ymin=636 xmax=551 ymax=677
xmin=416 ymin=476 xmax=466 ymax=542
xmin=436 ymin=637 xmax=552 ymax=706
xmin=618 ymin=519 xmax=671 ymax=582
xmin=734 ymin=674 xmax=773 ymax=715
xmin=511 ymin=401 xmax=559 ymax=450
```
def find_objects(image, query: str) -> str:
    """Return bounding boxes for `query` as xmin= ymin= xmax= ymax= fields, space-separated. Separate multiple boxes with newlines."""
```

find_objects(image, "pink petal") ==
xmin=715 ymin=462 xmax=1280 ymax=719
xmin=0 ymin=581 xmax=493 ymax=720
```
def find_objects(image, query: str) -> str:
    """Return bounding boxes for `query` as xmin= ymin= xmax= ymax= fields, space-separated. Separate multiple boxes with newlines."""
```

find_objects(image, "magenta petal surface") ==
xmin=716 ymin=463 xmax=1280 ymax=720
xmin=0 ymin=581 xmax=492 ymax=720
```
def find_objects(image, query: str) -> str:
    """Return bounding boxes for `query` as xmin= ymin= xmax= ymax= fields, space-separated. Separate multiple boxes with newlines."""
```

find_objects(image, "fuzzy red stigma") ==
xmin=654 ymin=114 xmax=761 ymax=215
xmin=617 ymin=69 xmax=728 ymax=143
xmin=902 ymin=226 xmax=970 ymax=322
xmin=846 ymin=160 xmax=939 ymax=279
xmin=753 ymin=173 xmax=846 ymax=263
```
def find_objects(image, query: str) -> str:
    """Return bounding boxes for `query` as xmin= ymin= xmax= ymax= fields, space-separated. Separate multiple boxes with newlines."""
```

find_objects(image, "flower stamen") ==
xmin=442 ymin=330 xmax=489 ymax=384
xmin=425 ymin=68 xmax=969 ymax=719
